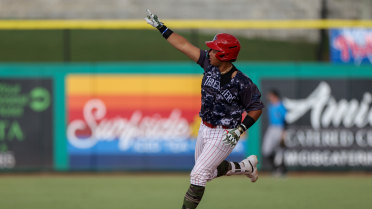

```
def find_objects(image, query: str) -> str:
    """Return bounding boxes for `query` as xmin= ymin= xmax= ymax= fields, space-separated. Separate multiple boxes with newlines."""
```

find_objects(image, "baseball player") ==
xmin=145 ymin=10 xmax=264 ymax=209
xmin=262 ymin=89 xmax=287 ymax=175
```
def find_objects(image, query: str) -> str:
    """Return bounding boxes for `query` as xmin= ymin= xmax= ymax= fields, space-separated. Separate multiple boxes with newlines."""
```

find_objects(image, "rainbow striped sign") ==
xmin=66 ymin=74 xmax=247 ymax=170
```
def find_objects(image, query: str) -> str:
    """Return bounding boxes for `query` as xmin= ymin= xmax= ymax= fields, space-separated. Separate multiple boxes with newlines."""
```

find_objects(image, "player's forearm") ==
xmin=167 ymin=32 xmax=200 ymax=61
xmin=155 ymin=25 xmax=199 ymax=61
xmin=167 ymin=32 xmax=191 ymax=52
xmin=246 ymin=109 xmax=262 ymax=122
xmin=157 ymin=25 xmax=200 ymax=61
xmin=238 ymin=110 xmax=262 ymax=133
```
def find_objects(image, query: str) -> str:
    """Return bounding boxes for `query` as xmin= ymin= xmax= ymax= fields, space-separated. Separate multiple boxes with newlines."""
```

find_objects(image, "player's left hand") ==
xmin=145 ymin=9 xmax=164 ymax=29
xmin=222 ymin=128 xmax=242 ymax=147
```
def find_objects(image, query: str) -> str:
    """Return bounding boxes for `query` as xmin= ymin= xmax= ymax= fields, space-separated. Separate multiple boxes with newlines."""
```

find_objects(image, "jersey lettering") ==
xmin=221 ymin=89 xmax=236 ymax=103
xmin=197 ymin=50 xmax=264 ymax=128
xmin=204 ymin=76 xmax=220 ymax=90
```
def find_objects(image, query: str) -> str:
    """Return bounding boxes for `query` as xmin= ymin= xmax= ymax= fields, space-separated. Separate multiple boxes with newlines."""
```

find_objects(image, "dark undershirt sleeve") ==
xmin=197 ymin=49 xmax=209 ymax=70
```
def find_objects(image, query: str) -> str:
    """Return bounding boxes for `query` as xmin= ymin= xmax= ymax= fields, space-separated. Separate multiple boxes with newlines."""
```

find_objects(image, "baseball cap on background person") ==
xmin=205 ymin=33 xmax=241 ymax=62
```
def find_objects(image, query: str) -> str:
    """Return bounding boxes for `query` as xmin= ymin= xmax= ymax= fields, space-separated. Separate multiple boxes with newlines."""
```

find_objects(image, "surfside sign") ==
xmin=261 ymin=79 xmax=372 ymax=170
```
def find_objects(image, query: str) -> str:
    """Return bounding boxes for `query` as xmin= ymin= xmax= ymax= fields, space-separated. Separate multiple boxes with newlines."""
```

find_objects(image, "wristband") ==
xmin=237 ymin=125 xmax=245 ymax=135
xmin=239 ymin=124 xmax=247 ymax=131
xmin=241 ymin=115 xmax=256 ymax=132
xmin=157 ymin=25 xmax=174 ymax=39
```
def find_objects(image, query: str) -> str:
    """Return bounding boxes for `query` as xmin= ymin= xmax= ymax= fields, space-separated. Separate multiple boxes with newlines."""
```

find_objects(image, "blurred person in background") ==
xmin=262 ymin=89 xmax=287 ymax=176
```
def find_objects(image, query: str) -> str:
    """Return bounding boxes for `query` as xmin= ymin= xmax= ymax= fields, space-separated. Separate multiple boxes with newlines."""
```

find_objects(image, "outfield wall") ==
xmin=0 ymin=62 xmax=371 ymax=171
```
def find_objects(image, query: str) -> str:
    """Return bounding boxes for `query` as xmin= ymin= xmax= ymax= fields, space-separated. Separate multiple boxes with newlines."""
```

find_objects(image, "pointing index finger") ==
xmin=146 ymin=9 xmax=152 ymax=16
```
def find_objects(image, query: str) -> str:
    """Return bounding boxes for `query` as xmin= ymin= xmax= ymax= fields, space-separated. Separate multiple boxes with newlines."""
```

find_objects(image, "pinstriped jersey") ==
xmin=197 ymin=50 xmax=264 ymax=128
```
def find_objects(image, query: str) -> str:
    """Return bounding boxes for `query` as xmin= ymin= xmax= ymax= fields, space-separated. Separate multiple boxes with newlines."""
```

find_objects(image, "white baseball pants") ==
xmin=262 ymin=125 xmax=284 ymax=157
xmin=190 ymin=122 xmax=235 ymax=186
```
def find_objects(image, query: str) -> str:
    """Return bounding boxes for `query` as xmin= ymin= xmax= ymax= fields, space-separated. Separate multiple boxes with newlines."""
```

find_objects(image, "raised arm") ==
xmin=145 ymin=9 xmax=200 ymax=62
xmin=166 ymin=33 xmax=200 ymax=62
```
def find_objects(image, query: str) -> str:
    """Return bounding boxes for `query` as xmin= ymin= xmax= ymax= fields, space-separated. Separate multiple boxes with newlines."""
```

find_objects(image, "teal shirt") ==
xmin=268 ymin=102 xmax=287 ymax=127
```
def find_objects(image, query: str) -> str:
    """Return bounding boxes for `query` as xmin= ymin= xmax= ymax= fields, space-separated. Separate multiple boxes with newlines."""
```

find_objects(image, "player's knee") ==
xmin=190 ymin=170 xmax=202 ymax=181
xmin=190 ymin=169 xmax=210 ymax=186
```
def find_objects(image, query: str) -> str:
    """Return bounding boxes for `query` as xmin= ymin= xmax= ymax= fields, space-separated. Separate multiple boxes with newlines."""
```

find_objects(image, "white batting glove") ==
xmin=145 ymin=9 xmax=164 ymax=29
xmin=222 ymin=126 xmax=245 ymax=147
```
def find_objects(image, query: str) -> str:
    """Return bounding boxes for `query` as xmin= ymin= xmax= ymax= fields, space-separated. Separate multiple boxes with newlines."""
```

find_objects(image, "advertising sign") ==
xmin=330 ymin=28 xmax=372 ymax=64
xmin=261 ymin=79 xmax=372 ymax=170
xmin=67 ymin=75 xmax=248 ymax=170
xmin=0 ymin=79 xmax=53 ymax=169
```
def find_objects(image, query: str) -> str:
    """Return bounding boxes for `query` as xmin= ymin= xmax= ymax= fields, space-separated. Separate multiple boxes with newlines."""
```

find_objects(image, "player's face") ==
xmin=267 ymin=93 xmax=279 ymax=104
xmin=208 ymin=49 xmax=222 ymax=66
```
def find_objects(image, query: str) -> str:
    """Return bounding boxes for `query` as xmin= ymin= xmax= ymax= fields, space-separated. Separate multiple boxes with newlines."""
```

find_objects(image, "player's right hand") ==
xmin=145 ymin=9 xmax=164 ymax=29
xmin=222 ymin=128 xmax=241 ymax=147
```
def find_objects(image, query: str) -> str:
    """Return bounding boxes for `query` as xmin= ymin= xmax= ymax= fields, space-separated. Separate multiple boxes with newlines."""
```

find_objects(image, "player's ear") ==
xmin=217 ymin=51 xmax=225 ymax=59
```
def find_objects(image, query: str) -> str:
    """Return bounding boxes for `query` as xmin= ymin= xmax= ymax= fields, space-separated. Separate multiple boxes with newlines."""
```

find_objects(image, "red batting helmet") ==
xmin=205 ymin=33 xmax=241 ymax=62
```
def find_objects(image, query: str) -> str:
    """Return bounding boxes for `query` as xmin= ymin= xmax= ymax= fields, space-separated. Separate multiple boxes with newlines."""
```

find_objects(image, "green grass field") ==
xmin=0 ymin=174 xmax=371 ymax=209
